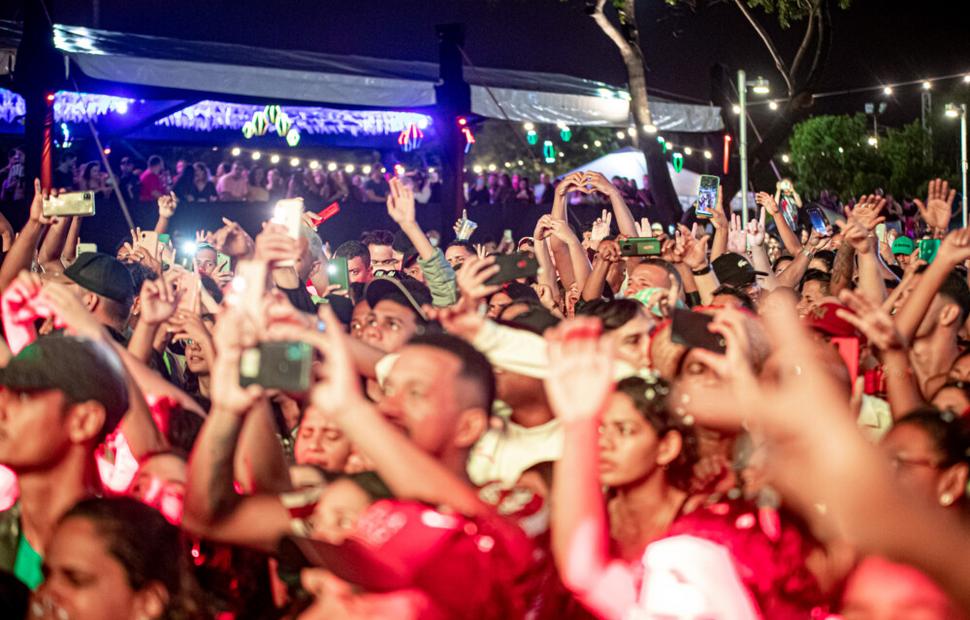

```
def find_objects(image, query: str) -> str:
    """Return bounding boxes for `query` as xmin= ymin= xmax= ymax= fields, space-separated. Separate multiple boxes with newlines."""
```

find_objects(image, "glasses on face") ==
xmin=373 ymin=269 xmax=399 ymax=278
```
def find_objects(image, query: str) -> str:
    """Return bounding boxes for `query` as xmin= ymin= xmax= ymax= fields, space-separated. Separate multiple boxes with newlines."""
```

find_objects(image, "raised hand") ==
xmin=157 ymin=192 xmax=178 ymax=219
xmin=745 ymin=208 xmax=767 ymax=248
xmin=547 ymin=218 xmax=578 ymax=244
xmin=254 ymin=222 xmax=299 ymax=265
xmin=835 ymin=218 xmax=874 ymax=255
xmin=423 ymin=299 xmax=487 ymax=342
xmin=678 ymin=223 xmax=711 ymax=271
xmin=914 ymin=178 xmax=956 ymax=232
xmin=38 ymin=281 xmax=106 ymax=341
xmin=836 ymin=289 xmax=906 ymax=352
xmin=727 ymin=213 xmax=747 ymax=254
xmin=138 ymin=276 xmax=180 ymax=327
xmin=209 ymin=217 xmax=255 ymax=259
xmin=711 ymin=188 xmax=728 ymax=231
xmin=755 ymin=192 xmax=779 ymax=216
xmin=845 ymin=194 xmax=887 ymax=231
xmin=386 ymin=177 xmax=416 ymax=226
xmin=633 ymin=216 xmax=653 ymax=238
xmin=582 ymin=171 xmax=618 ymax=197
xmin=209 ymin=306 xmax=263 ymax=416
xmin=28 ymin=179 xmax=56 ymax=226
xmin=555 ymin=171 xmax=587 ymax=199
xmin=590 ymin=209 xmax=612 ymax=248
xmin=455 ymin=255 xmax=501 ymax=303
xmin=305 ymin=306 xmax=368 ymax=419
xmin=534 ymin=214 xmax=555 ymax=242
xmin=543 ymin=317 xmax=614 ymax=423
xmin=1 ymin=271 xmax=47 ymax=353
xmin=595 ymin=239 xmax=622 ymax=264
xmin=935 ymin=226 xmax=970 ymax=267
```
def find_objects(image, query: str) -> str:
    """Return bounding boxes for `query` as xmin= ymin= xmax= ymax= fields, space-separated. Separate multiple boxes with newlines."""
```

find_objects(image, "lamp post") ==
xmin=737 ymin=71 xmax=770 ymax=231
xmin=945 ymin=103 xmax=968 ymax=228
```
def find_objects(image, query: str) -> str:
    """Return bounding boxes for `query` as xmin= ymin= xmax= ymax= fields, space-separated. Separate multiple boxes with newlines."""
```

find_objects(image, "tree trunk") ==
xmin=591 ymin=0 xmax=682 ymax=227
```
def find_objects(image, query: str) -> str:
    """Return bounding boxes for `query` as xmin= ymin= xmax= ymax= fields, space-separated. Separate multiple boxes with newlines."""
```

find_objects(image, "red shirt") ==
xmin=139 ymin=170 xmax=165 ymax=202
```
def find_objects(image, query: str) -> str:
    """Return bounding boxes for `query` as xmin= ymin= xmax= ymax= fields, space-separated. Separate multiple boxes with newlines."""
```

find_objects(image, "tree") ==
xmin=669 ymin=0 xmax=851 ymax=201
xmin=787 ymin=114 xmax=954 ymax=200
xmin=585 ymin=0 xmax=683 ymax=227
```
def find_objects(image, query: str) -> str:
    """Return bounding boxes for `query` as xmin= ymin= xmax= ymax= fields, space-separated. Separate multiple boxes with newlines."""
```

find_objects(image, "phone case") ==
xmin=239 ymin=342 xmax=312 ymax=392
xmin=670 ymin=308 xmax=726 ymax=354
xmin=327 ymin=257 xmax=350 ymax=291
xmin=484 ymin=254 xmax=539 ymax=286
xmin=619 ymin=238 xmax=662 ymax=257
xmin=42 ymin=191 xmax=96 ymax=217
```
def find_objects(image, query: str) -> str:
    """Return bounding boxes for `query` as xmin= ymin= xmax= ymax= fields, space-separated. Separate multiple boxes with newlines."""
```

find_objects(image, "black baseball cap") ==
xmin=711 ymin=252 xmax=768 ymax=288
xmin=64 ymin=252 xmax=135 ymax=303
xmin=0 ymin=335 xmax=129 ymax=429
xmin=365 ymin=275 xmax=432 ymax=321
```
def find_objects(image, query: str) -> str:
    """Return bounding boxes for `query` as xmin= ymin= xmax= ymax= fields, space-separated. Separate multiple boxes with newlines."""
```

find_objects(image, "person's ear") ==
xmin=656 ymin=429 xmax=683 ymax=468
xmin=454 ymin=408 xmax=488 ymax=449
xmin=132 ymin=581 xmax=169 ymax=620
xmin=130 ymin=294 xmax=143 ymax=317
xmin=937 ymin=463 xmax=968 ymax=507
xmin=65 ymin=400 xmax=106 ymax=444
xmin=82 ymin=291 xmax=99 ymax=313
xmin=939 ymin=303 xmax=961 ymax=328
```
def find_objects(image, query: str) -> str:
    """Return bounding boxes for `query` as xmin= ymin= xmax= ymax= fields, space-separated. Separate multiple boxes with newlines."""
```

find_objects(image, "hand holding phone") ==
xmin=326 ymin=257 xmax=350 ymax=291
xmin=619 ymin=237 xmax=662 ymax=257
xmin=695 ymin=175 xmax=719 ymax=220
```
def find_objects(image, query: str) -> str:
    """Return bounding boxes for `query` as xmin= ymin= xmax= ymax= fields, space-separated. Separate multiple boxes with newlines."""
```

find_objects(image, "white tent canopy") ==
xmin=563 ymin=147 xmax=703 ymax=207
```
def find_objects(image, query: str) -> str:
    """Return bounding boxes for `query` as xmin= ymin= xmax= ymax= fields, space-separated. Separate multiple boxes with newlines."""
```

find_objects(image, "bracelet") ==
xmin=691 ymin=264 xmax=712 ymax=276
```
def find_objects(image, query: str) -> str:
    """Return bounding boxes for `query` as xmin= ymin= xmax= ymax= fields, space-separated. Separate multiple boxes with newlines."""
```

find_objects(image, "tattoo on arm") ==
xmin=831 ymin=242 xmax=856 ymax=293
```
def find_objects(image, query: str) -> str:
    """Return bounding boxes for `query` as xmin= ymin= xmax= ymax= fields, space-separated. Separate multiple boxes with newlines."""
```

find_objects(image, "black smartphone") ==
xmin=327 ymin=256 xmax=350 ymax=291
xmin=239 ymin=342 xmax=313 ymax=392
xmin=484 ymin=253 xmax=539 ymax=286
xmin=619 ymin=237 xmax=662 ymax=257
xmin=670 ymin=308 xmax=726 ymax=354
xmin=807 ymin=207 xmax=828 ymax=236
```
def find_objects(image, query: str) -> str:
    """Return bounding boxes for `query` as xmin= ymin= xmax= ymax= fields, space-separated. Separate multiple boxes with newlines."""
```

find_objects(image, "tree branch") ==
xmin=789 ymin=1 xmax=818 ymax=82
xmin=732 ymin=0 xmax=794 ymax=95
xmin=804 ymin=0 xmax=832 ymax=90
xmin=591 ymin=0 xmax=652 ymax=124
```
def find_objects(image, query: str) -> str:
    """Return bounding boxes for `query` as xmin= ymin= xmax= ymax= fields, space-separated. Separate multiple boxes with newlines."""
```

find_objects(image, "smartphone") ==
xmin=875 ymin=223 xmax=887 ymax=244
xmin=272 ymin=198 xmax=304 ymax=239
xmin=43 ymin=191 xmax=96 ymax=217
xmin=239 ymin=342 xmax=313 ymax=392
xmin=76 ymin=242 xmax=97 ymax=255
xmin=807 ymin=207 xmax=828 ymax=236
xmin=229 ymin=260 xmax=268 ymax=316
xmin=484 ymin=253 xmax=539 ymax=286
xmin=695 ymin=175 xmax=719 ymax=219
xmin=502 ymin=229 xmax=514 ymax=244
xmin=670 ymin=308 xmax=726 ymax=354
xmin=216 ymin=252 xmax=232 ymax=274
xmin=327 ymin=256 xmax=350 ymax=291
xmin=619 ymin=237 xmax=662 ymax=257
xmin=919 ymin=238 xmax=941 ymax=264
xmin=175 ymin=272 xmax=202 ymax=314
xmin=135 ymin=230 xmax=161 ymax=260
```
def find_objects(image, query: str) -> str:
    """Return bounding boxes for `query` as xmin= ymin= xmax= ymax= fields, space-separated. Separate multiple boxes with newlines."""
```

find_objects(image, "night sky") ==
xmin=4 ymin=0 xmax=970 ymax=126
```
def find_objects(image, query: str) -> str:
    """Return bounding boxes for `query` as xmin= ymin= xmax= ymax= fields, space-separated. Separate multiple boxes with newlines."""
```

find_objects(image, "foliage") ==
xmin=665 ymin=0 xmax=851 ymax=29
xmin=786 ymin=114 xmax=955 ymax=200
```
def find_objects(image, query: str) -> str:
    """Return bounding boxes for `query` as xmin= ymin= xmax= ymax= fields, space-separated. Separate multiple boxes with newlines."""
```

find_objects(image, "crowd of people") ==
xmin=0 ymin=150 xmax=968 ymax=620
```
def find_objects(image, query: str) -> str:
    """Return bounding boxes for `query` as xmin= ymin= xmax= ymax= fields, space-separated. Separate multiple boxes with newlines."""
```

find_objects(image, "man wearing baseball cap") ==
xmin=0 ymin=334 xmax=129 ymax=588
xmin=361 ymin=274 xmax=433 ymax=353
xmin=62 ymin=252 xmax=136 ymax=341
xmin=891 ymin=236 xmax=916 ymax=267
xmin=711 ymin=252 xmax=769 ymax=303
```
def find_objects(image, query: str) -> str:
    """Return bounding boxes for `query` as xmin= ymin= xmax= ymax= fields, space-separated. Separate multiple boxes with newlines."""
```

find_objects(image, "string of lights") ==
xmin=743 ymin=70 xmax=970 ymax=109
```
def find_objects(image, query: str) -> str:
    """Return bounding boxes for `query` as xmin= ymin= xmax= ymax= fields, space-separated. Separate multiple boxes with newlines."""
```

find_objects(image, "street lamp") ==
xmin=738 ymin=71 xmax=770 ymax=230
xmin=945 ymin=103 xmax=968 ymax=227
